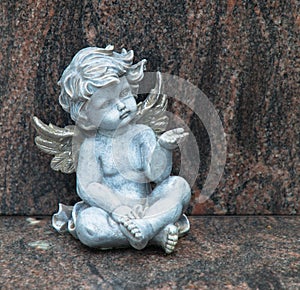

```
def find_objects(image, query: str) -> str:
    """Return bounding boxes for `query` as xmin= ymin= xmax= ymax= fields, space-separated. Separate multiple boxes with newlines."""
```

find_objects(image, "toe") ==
xmin=131 ymin=228 xmax=140 ymax=234
xmin=134 ymin=232 xmax=143 ymax=239
xmin=127 ymin=223 xmax=136 ymax=230
xmin=167 ymin=241 xmax=177 ymax=246
xmin=165 ymin=246 xmax=174 ymax=254
xmin=166 ymin=244 xmax=175 ymax=250
xmin=168 ymin=235 xmax=178 ymax=242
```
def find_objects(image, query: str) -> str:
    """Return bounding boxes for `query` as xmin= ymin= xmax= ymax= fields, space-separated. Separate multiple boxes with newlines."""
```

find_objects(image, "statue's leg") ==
xmin=118 ymin=176 xmax=191 ymax=253
xmin=145 ymin=176 xmax=191 ymax=253
xmin=145 ymin=176 xmax=191 ymax=230
xmin=75 ymin=206 xmax=129 ymax=249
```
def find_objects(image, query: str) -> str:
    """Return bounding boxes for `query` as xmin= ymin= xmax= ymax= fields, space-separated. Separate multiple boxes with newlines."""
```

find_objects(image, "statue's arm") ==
xmin=142 ymin=129 xmax=173 ymax=183
xmin=76 ymin=138 xmax=122 ymax=212
xmin=142 ymin=127 xmax=188 ymax=183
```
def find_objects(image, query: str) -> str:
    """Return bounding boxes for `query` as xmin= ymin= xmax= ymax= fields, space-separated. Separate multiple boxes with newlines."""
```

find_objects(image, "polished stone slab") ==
xmin=1 ymin=216 xmax=299 ymax=289
xmin=0 ymin=1 xmax=299 ymax=215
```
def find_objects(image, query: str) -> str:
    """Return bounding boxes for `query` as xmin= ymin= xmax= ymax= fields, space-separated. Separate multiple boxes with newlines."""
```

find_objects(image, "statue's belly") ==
xmin=102 ymin=173 xmax=150 ymax=206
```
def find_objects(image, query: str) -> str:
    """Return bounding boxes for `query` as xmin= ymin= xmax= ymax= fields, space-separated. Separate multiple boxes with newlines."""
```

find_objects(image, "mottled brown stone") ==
xmin=0 ymin=216 xmax=299 ymax=288
xmin=0 ymin=1 xmax=299 ymax=214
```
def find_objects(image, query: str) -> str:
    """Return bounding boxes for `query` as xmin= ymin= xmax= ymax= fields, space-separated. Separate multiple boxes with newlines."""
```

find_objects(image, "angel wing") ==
xmin=32 ymin=116 xmax=77 ymax=174
xmin=135 ymin=71 xmax=169 ymax=135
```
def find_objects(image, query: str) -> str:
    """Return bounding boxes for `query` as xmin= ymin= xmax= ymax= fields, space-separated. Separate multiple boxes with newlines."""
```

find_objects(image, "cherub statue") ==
xmin=33 ymin=45 xmax=191 ymax=254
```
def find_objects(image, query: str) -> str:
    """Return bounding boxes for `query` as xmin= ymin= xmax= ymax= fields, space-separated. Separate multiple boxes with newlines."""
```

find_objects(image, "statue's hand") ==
xmin=111 ymin=205 xmax=134 ymax=223
xmin=158 ymin=128 xmax=189 ymax=150
xmin=112 ymin=204 xmax=147 ymax=224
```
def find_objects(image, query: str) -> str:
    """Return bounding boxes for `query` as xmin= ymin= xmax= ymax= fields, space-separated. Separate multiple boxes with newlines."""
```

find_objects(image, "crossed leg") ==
xmin=75 ymin=176 xmax=190 ymax=253
xmin=118 ymin=176 xmax=191 ymax=253
xmin=76 ymin=206 xmax=129 ymax=249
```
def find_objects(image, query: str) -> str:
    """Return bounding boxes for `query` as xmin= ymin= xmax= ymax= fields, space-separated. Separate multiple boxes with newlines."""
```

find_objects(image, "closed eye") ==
xmin=120 ymin=88 xmax=131 ymax=99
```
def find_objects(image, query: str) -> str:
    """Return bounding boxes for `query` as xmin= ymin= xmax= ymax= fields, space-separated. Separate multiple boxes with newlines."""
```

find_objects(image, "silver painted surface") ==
xmin=34 ymin=46 xmax=191 ymax=253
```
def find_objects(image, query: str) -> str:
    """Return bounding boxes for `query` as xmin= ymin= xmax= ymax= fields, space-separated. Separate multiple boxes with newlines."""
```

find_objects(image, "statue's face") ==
xmin=84 ymin=76 xmax=137 ymax=131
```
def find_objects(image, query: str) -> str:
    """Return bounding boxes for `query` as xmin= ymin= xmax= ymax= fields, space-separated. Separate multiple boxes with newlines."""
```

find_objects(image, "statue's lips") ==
xmin=120 ymin=110 xmax=131 ymax=119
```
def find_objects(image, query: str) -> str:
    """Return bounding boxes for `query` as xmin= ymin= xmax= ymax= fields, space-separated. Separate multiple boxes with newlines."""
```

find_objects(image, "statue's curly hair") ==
xmin=58 ymin=45 xmax=146 ymax=122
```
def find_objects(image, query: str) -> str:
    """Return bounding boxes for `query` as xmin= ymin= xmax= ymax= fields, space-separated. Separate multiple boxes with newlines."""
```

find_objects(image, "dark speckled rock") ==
xmin=0 ymin=216 xmax=299 ymax=288
xmin=0 ymin=1 xmax=299 ymax=214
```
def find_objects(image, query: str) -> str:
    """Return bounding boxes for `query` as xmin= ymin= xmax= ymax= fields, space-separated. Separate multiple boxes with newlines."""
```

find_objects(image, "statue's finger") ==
xmin=173 ymin=128 xmax=184 ymax=134
xmin=181 ymin=132 xmax=189 ymax=138
xmin=176 ymin=132 xmax=189 ymax=141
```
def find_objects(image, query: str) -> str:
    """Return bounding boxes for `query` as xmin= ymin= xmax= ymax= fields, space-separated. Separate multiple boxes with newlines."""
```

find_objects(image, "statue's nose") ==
xmin=117 ymin=101 xmax=126 ymax=111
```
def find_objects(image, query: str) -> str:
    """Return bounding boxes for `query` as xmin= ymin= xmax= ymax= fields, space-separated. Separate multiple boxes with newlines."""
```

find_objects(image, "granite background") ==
xmin=0 ymin=0 xmax=299 ymax=215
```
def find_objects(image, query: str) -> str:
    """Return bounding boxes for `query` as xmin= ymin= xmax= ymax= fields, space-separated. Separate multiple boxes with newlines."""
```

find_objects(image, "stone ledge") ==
xmin=1 ymin=216 xmax=299 ymax=289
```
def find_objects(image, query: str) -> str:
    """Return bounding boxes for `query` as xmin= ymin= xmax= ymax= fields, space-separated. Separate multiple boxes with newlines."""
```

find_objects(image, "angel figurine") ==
xmin=33 ymin=45 xmax=191 ymax=254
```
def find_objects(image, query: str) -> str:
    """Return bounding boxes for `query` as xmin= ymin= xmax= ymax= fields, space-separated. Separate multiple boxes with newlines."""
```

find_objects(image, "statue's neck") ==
xmin=96 ymin=125 xmax=131 ymax=138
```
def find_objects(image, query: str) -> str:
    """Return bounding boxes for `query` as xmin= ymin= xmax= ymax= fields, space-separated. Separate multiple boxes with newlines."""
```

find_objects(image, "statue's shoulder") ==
xmin=78 ymin=134 xmax=98 ymax=153
xmin=129 ymin=124 xmax=156 ymax=146
xmin=131 ymin=123 xmax=155 ymax=137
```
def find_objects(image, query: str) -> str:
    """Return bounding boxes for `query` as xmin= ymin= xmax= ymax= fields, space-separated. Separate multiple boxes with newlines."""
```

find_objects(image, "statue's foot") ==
xmin=162 ymin=224 xmax=179 ymax=254
xmin=119 ymin=217 xmax=150 ymax=250
xmin=151 ymin=224 xmax=179 ymax=254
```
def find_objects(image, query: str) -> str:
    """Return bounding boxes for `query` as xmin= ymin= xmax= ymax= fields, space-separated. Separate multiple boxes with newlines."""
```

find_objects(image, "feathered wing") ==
xmin=135 ymin=71 xmax=169 ymax=135
xmin=32 ymin=116 xmax=78 ymax=173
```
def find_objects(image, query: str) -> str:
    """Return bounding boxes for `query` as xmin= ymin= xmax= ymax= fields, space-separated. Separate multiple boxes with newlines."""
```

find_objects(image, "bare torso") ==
xmin=95 ymin=125 xmax=152 ymax=204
